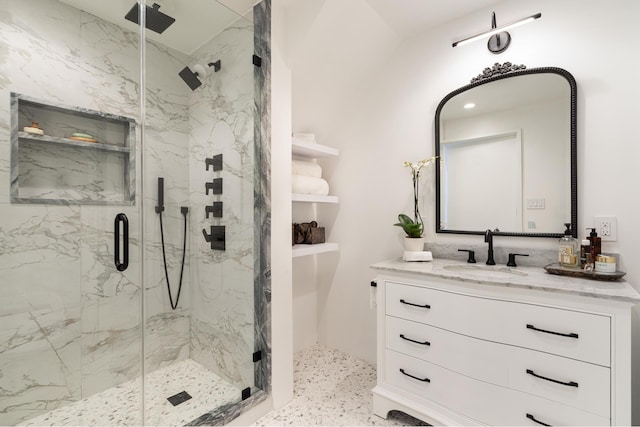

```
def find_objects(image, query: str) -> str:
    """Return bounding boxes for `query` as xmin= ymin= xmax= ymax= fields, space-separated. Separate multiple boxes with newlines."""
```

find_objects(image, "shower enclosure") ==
xmin=0 ymin=0 xmax=270 ymax=425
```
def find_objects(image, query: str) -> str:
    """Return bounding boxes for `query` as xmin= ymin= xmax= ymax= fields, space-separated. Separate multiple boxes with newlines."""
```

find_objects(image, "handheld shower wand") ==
xmin=156 ymin=177 xmax=188 ymax=310
xmin=156 ymin=177 xmax=164 ymax=213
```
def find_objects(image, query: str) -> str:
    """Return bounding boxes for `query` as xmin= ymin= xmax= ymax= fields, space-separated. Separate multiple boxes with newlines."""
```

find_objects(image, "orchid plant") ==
xmin=394 ymin=157 xmax=437 ymax=238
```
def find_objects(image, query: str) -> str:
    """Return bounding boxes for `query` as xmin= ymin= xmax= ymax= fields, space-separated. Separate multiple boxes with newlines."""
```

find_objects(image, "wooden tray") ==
xmin=544 ymin=263 xmax=626 ymax=281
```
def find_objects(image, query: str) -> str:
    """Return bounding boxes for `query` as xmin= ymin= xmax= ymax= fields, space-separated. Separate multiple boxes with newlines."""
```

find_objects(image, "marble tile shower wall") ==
xmin=188 ymin=18 xmax=256 ymax=392
xmin=0 ymin=0 xmax=195 ymax=424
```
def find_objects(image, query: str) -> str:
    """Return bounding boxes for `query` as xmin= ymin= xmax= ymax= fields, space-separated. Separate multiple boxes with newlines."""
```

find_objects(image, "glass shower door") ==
xmin=141 ymin=1 xmax=260 ymax=424
xmin=0 ymin=1 xmax=144 ymax=425
xmin=142 ymin=0 xmax=259 ymax=425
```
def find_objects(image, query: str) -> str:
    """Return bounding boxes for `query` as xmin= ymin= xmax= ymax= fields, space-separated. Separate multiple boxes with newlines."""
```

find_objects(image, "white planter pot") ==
xmin=404 ymin=237 xmax=424 ymax=252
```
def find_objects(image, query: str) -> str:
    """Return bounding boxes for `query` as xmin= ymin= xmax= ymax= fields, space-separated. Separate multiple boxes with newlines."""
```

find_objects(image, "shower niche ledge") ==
xmin=10 ymin=92 xmax=136 ymax=205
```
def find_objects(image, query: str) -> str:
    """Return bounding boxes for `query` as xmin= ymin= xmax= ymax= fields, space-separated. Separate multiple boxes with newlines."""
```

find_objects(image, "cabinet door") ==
xmin=386 ymin=316 xmax=610 ymax=417
xmin=386 ymin=281 xmax=611 ymax=366
xmin=385 ymin=350 xmax=610 ymax=426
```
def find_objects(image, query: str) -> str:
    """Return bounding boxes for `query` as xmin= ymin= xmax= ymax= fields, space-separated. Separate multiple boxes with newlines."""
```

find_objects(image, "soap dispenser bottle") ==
xmin=586 ymin=228 xmax=602 ymax=260
xmin=559 ymin=223 xmax=579 ymax=268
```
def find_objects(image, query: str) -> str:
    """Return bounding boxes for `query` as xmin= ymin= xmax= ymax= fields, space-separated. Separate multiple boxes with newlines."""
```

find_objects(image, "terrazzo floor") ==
xmin=23 ymin=359 xmax=241 ymax=426
xmin=254 ymin=345 xmax=428 ymax=426
xmin=22 ymin=346 xmax=425 ymax=426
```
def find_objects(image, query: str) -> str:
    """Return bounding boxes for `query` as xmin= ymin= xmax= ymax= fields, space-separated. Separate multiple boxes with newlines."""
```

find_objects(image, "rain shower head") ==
xmin=179 ymin=66 xmax=202 ymax=91
xmin=178 ymin=60 xmax=222 ymax=91
xmin=125 ymin=2 xmax=175 ymax=34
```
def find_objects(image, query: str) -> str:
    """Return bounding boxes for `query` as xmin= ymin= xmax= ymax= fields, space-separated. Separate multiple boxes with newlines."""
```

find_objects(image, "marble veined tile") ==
xmin=80 ymin=292 xmax=142 ymax=397
xmin=144 ymin=309 xmax=190 ymax=373
xmin=0 ymin=306 xmax=81 ymax=426
xmin=79 ymin=206 xmax=141 ymax=301
xmin=0 ymin=204 xmax=81 ymax=314
xmin=190 ymin=317 xmax=254 ymax=392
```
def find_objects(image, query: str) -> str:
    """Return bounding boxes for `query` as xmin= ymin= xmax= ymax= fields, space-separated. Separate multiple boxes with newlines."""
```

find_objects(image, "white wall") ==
xmin=285 ymin=0 xmax=640 ymax=365
xmin=270 ymin=0 xmax=294 ymax=408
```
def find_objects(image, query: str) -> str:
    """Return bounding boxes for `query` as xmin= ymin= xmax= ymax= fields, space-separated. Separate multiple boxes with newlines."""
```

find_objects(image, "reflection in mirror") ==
xmin=435 ymin=67 xmax=577 ymax=238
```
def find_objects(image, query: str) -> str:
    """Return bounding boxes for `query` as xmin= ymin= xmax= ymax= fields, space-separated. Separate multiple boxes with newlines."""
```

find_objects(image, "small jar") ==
xmin=595 ymin=255 xmax=616 ymax=273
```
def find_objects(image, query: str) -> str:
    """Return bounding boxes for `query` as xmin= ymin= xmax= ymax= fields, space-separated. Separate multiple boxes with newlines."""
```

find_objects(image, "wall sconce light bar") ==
xmin=452 ymin=12 xmax=541 ymax=48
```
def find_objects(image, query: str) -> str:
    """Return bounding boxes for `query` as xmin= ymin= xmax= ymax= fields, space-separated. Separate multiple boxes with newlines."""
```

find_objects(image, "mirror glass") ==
xmin=435 ymin=67 xmax=577 ymax=237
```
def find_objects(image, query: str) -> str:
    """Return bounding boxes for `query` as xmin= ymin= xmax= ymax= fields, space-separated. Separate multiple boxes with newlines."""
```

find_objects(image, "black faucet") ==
xmin=484 ymin=229 xmax=495 ymax=265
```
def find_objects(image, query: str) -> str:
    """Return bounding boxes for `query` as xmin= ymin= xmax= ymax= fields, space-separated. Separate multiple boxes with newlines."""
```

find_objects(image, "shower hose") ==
xmin=158 ymin=208 xmax=188 ymax=310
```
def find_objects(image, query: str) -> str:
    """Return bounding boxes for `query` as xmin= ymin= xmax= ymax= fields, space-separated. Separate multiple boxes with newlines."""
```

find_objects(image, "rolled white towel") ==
xmin=292 ymin=160 xmax=322 ymax=178
xmin=403 ymin=251 xmax=433 ymax=262
xmin=292 ymin=174 xmax=329 ymax=196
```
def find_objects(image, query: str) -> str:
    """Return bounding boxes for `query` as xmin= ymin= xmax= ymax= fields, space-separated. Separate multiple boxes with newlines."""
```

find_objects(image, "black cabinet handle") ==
xmin=526 ymin=413 xmax=551 ymax=426
xmin=114 ymin=213 xmax=129 ymax=272
xmin=526 ymin=369 xmax=578 ymax=387
xmin=400 ymin=299 xmax=431 ymax=309
xmin=526 ymin=324 xmax=579 ymax=339
xmin=399 ymin=334 xmax=431 ymax=346
xmin=399 ymin=368 xmax=430 ymax=383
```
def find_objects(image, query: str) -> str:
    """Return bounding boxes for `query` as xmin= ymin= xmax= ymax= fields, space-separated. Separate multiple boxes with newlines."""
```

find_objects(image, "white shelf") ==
xmin=291 ymin=139 xmax=339 ymax=158
xmin=292 ymin=242 xmax=339 ymax=258
xmin=291 ymin=193 xmax=339 ymax=203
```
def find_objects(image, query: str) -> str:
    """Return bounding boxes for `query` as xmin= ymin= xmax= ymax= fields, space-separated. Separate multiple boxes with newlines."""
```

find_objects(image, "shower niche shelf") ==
xmin=11 ymin=92 xmax=136 ymax=205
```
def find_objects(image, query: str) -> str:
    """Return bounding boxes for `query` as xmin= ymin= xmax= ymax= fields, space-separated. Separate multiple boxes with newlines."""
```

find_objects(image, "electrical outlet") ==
xmin=594 ymin=216 xmax=617 ymax=241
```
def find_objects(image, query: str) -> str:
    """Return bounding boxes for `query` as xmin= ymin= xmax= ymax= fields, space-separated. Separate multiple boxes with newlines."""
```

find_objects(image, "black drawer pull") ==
xmin=399 ymin=368 xmax=430 ymax=383
xmin=526 ymin=369 xmax=578 ymax=388
xmin=400 ymin=334 xmax=431 ymax=346
xmin=526 ymin=324 xmax=579 ymax=339
xmin=526 ymin=413 xmax=551 ymax=426
xmin=400 ymin=299 xmax=431 ymax=309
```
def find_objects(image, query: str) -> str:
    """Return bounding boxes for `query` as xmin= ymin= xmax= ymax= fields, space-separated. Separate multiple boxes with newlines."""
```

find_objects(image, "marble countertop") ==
xmin=371 ymin=258 xmax=640 ymax=303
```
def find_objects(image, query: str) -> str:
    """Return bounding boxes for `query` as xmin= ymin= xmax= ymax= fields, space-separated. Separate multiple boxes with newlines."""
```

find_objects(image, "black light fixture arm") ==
xmin=452 ymin=11 xmax=541 ymax=52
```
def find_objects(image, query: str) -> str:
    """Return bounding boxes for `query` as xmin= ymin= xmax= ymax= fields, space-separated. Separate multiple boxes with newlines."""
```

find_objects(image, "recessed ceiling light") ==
xmin=464 ymin=103 xmax=475 ymax=109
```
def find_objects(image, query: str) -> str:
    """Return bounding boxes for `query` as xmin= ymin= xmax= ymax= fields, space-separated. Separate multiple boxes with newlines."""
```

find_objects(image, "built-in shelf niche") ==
xmin=291 ymin=137 xmax=339 ymax=257
xmin=11 ymin=92 xmax=136 ymax=205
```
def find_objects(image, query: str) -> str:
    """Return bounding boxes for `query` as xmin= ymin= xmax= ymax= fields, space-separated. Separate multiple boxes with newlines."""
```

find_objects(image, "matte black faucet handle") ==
xmin=458 ymin=249 xmax=476 ymax=263
xmin=507 ymin=253 xmax=529 ymax=267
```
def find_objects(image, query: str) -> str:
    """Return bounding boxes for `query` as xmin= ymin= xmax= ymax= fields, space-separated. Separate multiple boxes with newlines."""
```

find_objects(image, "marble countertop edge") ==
xmin=371 ymin=258 xmax=640 ymax=303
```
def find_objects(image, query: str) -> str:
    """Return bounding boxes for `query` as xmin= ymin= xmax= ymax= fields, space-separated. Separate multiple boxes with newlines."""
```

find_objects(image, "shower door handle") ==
xmin=114 ymin=213 xmax=129 ymax=272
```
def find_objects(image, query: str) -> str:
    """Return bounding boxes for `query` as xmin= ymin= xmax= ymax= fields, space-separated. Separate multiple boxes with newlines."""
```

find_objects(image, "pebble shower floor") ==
xmin=23 ymin=359 xmax=240 ymax=426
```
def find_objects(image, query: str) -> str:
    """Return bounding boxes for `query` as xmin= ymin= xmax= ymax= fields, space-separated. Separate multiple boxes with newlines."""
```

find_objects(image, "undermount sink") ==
xmin=443 ymin=264 xmax=528 ymax=277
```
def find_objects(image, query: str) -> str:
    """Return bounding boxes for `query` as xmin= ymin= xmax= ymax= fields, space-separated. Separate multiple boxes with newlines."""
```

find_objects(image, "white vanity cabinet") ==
xmin=372 ymin=260 xmax=640 ymax=426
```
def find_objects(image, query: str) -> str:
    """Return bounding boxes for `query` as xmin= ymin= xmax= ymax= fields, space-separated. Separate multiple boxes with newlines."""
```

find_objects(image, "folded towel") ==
xmin=292 ymin=160 xmax=322 ymax=178
xmin=403 ymin=251 xmax=433 ymax=262
xmin=292 ymin=174 xmax=329 ymax=196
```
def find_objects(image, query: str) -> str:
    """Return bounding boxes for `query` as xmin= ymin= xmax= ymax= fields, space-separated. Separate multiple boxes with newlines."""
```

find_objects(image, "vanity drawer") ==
xmin=385 ymin=281 xmax=611 ymax=366
xmin=385 ymin=350 xmax=610 ymax=426
xmin=386 ymin=316 xmax=610 ymax=417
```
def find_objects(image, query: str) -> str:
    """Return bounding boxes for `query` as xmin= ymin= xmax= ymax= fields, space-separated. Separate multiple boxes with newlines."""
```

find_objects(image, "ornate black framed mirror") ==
xmin=435 ymin=63 xmax=577 ymax=238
